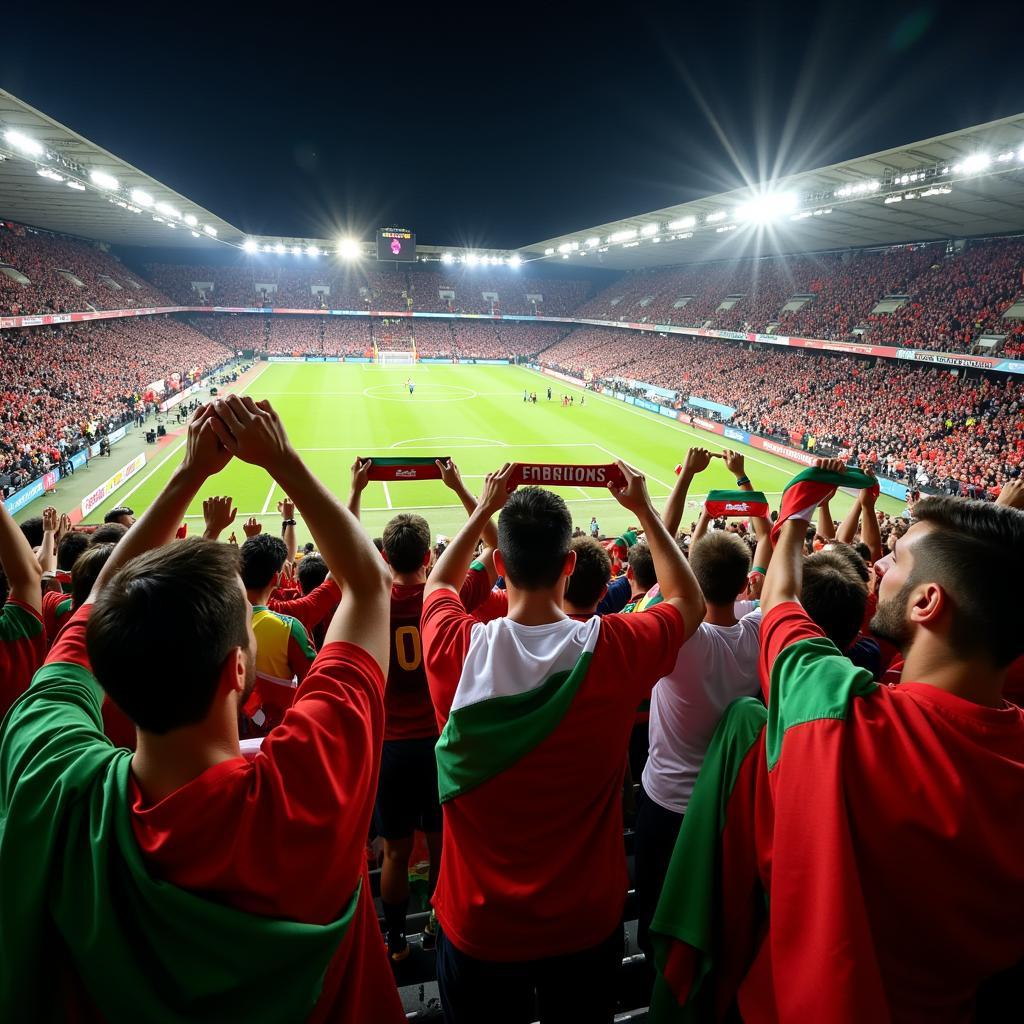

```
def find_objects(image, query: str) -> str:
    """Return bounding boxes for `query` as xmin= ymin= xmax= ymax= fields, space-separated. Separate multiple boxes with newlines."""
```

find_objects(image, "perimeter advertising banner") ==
xmin=81 ymin=453 xmax=147 ymax=517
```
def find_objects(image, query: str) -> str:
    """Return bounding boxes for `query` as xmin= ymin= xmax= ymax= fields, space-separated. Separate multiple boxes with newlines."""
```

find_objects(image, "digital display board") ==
xmin=377 ymin=227 xmax=416 ymax=262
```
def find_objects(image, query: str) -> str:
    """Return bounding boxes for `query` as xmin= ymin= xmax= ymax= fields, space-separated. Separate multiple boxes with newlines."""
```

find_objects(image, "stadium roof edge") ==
xmin=520 ymin=112 xmax=1024 ymax=269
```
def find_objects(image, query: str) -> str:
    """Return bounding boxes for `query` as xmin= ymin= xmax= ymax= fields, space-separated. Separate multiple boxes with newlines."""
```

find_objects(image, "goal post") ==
xmin=377 ymin=351 xmax=416 ymax=366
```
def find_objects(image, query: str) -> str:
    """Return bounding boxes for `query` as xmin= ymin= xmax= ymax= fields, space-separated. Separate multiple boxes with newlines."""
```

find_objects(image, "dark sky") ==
xmin=4 ymin=2 xmax=1024 ymax=249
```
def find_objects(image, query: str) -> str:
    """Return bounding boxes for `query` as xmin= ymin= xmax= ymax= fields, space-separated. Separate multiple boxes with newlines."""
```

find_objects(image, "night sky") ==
xmin=4 ymin=2 xmax=1024 ymax=249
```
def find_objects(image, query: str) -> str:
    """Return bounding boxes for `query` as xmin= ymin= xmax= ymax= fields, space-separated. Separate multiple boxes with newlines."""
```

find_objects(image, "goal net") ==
xmin=377 ymin=351 xmax=416 ymax=366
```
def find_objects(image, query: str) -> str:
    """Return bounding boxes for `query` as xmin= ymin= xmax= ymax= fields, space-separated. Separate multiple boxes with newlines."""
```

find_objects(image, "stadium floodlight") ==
xmin=155 ymin=201 xmax=180 ymax=219
xmin=184 ymin=213 xmax=198 ymax=226
xmin=640 ymin=223 xmax=659 ymax=237
xmin=667 ymin=216 xmax=696 ymax=230
xmin=884 ymin=195 xmax=902 ymax=204
xmin=90 ymin=170 xmax=119 ymax=191
xmin=585 ymin=237 xmax=600 ymax=248
xmin=337 ymin=237 xmax=361 ymax=259
xmin=705 ymin=210 xmax=727 ymax=223
xmin=130 ymin=189 xmax=154 ymax=207
xmin=609 ymin=229 xmax=637 ymax=243
xmin=272 ymin=242 xmax=285 ymax=254
xmin=306 ymin=245 xmax=320 ymax=257
xmin=440 ymin=252 xmax=455 ymax=264
xmin=465 ymin=252 xmax=480 ymax=266
xmin=262 ymin=243 xmax=273 ymax=252
xmin=957 ymin=152 xmax=991 ymax=175
xmin=4 ymin=129 xmax=44 ymax=157
xmin=508 ymin=254 xmax=522 ymax=268
xmin=557 ymin=242 xmax=572 ymax=253
xmin=735 ymin=191 xmax=798 ymax=224
xmin=242 ymin=238 xmax=258 ymax=253
xmin=37 ymin=168 xmax=63 ymax=182
xmin=203 ymin=225 xmax=218 ymax=237
xmin=191 ymin=231 xmax=201 ymax=238
xmin=544 ymin=247 xmax=555 ymax=256
xmin=66 ymin=180 xmax=86 ymax=190
xmin=291 ymin=245 xmax=302 ymax=255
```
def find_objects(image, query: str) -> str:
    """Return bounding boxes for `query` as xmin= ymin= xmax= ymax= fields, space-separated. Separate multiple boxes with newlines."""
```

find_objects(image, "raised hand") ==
xmin=682 ymin=447 xmax=713 ymax=478
xmin=350 ymin=458 xmax=373 ymax=495
xmin=202 ymin=495 xmax=237 ymax=539
xmin=181 ymin=404 xmax=232 ymax=480
xmin=479 ymin=463 xmax=516 ymax=514
xmin=277 ymin=497 xmax=296 ymax=519
xmin=242 ymin=516 xmax=262 ymax=538
xmin=206 ymin=396 xmax=294 ymax=472
xmin=436 ymin=458 xmax=464 ymax=492
xmin=608 ymin=460 xmax=654 ymax=516
xmin=57 ymin=512 xmax=73 ymax=545
xmin=996 ymin=478 xmax=1024 ymax=510
xmin=41 ymin=506 xmax=58 ymax=535
xmin=722 ymin=448 xmax=745 ymax=478
xmin=815 ymin=457 xmax=847 ymax=475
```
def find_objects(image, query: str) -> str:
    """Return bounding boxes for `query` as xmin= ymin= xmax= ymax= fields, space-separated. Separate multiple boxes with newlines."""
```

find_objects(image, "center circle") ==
xmin=362 ymin=383 xmax=478 ymax=402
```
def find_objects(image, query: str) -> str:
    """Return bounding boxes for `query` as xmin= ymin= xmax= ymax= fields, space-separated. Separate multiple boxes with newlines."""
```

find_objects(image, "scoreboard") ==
xmin=377 ymin=227 xmax=416 ymax=262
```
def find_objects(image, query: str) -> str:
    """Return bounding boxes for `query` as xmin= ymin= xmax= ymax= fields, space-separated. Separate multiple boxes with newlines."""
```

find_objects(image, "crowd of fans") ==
xmin=540 ymin=327 xmax=1023 ymax=498
xmin=1 ymin=398 xmax=1022 ymax=1023
xmin=0 ymin=317 xmax=232 ymax=494
xmin=577 ymin=236 xmax=1024 ymax=354
xmin=0 ymin=223 xmax=172 ymax=316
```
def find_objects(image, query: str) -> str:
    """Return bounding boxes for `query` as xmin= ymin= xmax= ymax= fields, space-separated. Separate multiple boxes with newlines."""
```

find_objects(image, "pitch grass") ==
xmin=85 ymin=363 xmax=906 ymax=544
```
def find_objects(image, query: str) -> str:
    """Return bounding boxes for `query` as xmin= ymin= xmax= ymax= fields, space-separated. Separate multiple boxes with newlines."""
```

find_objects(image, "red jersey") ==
xmin=422 ymin=591 xmax=684 ymax=961
xmin=268 ymin=577 xmax=342 ymax=637
xmin=0 ymin=599 xmax=45 ymax=718
xmin=384 ymin=562 xmax=491 ymax=741
xmin=42 ymin=589 xmax=73 ymax=649
xmin=44 ymin=608 xmax=404 ymax=1024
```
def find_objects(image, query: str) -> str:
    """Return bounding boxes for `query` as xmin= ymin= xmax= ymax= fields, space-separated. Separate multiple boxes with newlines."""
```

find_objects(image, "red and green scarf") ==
xmin=771 ymin=466 xmax=878 ymax=546
xmin=704 ymin=489 xmax=769 ymax=519
xmin=363 ymin=456 xmax=450 ymax=481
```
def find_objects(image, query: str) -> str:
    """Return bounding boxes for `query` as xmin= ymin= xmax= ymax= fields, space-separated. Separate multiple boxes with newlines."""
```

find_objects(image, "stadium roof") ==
xmin=521 ymin=113 xmax=1024 ymax=270
xmin=0 ymin=88 xmax=242 ymax=250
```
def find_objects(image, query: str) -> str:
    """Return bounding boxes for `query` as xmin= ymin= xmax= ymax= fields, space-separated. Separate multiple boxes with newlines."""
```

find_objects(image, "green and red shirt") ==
xmin=42 ymin=588 xmax=74 ymax=649
xmin=0 ymin=599 xmax=45 ymax=718
xmin=0 ymin=606 xmax=404 ymax=1024
xmin=422 ymin=590 xmax=684 ymax=961
xmin=651 ymin=601 xmax=1024 ymax=1022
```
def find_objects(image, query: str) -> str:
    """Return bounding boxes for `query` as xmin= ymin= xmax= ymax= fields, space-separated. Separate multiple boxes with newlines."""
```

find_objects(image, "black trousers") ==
xmin=436 ymin=924 xmax=624 ymax=1024
xmin=634 ymin=782 xmax=685 ymax=961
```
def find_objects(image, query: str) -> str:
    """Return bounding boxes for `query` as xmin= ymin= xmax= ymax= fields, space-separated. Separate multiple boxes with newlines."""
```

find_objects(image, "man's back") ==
xmin=422 ymin=590 xmax=684 ymax=960
xmin=643 ymin=609 xmax=761 ymax=815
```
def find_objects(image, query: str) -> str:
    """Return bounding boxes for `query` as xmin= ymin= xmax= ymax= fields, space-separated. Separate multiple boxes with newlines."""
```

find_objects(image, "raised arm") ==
xmin=762 ymin=457 xmax=847 ymax=614
xmin=835 ymin=492 xmax=863 ymax=546
xmin=609 ymin=460 xmax=705 ymax=640
xmin=437 ymin=457 xmax=499 ymax=549
xmin=346 ymin=458 xmax=372 ymax=519
xmin=859 ymin=470 xmax=883 ymax=562
xmin=427 ymin=463 xmax=514 ymax=598
xmin=202 ymin=495 xmax=237 ymax=541
xmin=208 ymin=396 xmax=392 ymax=672
xmin=722 ymin=449 xmax=772 ymax=574
xmin=662 ymin=447 xmax=712 ymax=537
xmin=817 ymin=496 xmax=836 ymax=541
xmin=37 ymin=506 xmax=59 ymax=575
xmin=0 ymin=499 xmax=43 ymax=612
xmin=691 ymin=508 xmax=713 ymax=545
xmin=278 ymin=497 xmax=297 ymax=564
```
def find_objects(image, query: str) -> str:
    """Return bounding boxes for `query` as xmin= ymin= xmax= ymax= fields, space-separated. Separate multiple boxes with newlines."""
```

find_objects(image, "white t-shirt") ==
xmin=642 ymin=608 xmax=762 ymax=815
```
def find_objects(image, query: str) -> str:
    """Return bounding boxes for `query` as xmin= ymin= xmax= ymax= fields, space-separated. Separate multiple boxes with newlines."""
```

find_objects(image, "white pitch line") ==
xmin=594 ymin=443 xmax=676 ymax=492
xmin=382 ymin=481 xmax=393 ymax=509
xmin=522 ymin=367 xmax=786 ymax=478
xmin=260 ymin=481 xmax=277 ymax=514
xmin=111 ymin=362 xmax=271 ymax=511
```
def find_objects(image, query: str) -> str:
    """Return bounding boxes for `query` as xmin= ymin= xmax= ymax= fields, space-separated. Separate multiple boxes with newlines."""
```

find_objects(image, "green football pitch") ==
xmin=84 ymin=362 xmax=905 ymax=543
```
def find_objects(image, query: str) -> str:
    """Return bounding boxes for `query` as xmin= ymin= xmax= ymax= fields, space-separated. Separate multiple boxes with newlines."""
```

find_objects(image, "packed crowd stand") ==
xmin=0 ymin=317 xmax=232 ymax=495
xmin=540 ymin=327 xmax=1023 ymax=499
xmin=0 ymin=223 xmax=172 ymax=315
xmin=0 ymin=394 xmax=1022 ymax=1022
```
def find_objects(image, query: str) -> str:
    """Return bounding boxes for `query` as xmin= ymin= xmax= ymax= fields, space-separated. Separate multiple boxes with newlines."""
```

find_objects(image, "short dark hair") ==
xmin=87 ymin=539 xmax=249 ymax=733
xmin=565 ymin=537 xmax=611 ymax=610
xmin=909 ymin=497 xmax=1024 ymax=666
xmin=690 ymin=531 xmax=751 ymax=605
xmin=382 ymin=514 xmax=431 ymax=573
xmin=498 ymin=487 xmax=572 ymax=590
xmin=854 ymin=541 xmax=873 ymax=564
xmin=19 ymin=517 xmax=44 ymax=549
xmin=71 ymin=544 xmax=115 ymax=609
xmin=90 ymin=523 xmax=128 ymax=546
xmin=823 ymin=541 xmax=870 ymax=584
xmin=297 ymin=553 xmax=328 ymax=594
xmin=802 ymin=552 xmax=867 ymax=652
xmin=239 ymin=533 xmax=288 ymax=590
xmin=57 ymin=530 xmax=91 ymax=571
xmin=628 ymin=541 xmax=657 ymax=592
xmin=104 ymin=506 xmax=134 ymax=524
